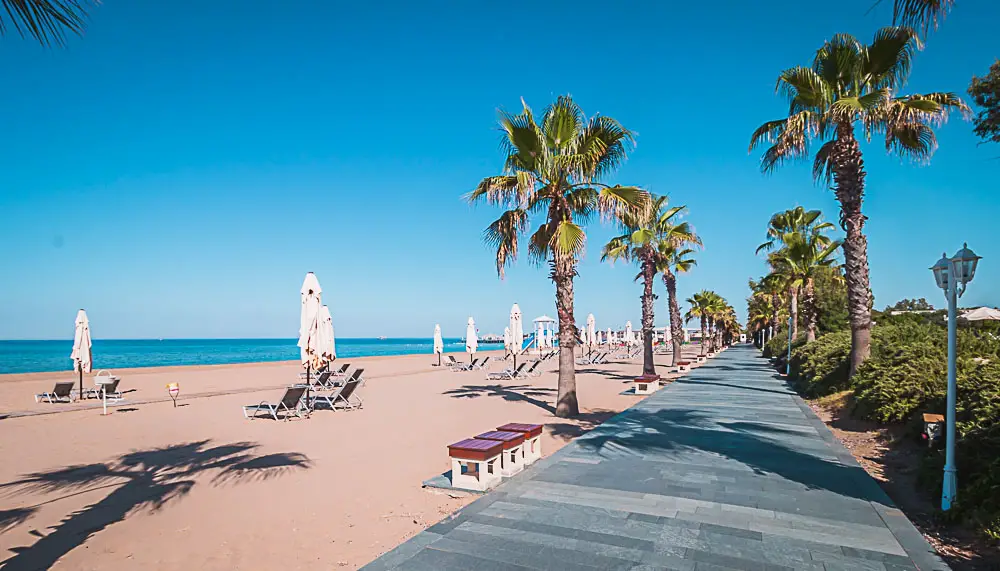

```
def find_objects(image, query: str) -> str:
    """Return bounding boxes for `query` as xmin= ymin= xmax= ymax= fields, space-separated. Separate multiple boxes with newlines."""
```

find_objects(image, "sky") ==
xmin=0 ymin=0 xmax=997 ymax=340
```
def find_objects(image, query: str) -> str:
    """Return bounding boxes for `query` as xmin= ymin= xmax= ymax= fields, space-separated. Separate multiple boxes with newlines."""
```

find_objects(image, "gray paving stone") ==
xmin=700 ymin=523 xmax=763 ymax=541
xmin=361 ymin=347 xmax=950 ymax=570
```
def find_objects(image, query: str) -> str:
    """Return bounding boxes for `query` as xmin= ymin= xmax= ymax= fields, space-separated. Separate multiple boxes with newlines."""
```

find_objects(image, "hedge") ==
xmin=772 ymin=317 xmax=1000 ymax=538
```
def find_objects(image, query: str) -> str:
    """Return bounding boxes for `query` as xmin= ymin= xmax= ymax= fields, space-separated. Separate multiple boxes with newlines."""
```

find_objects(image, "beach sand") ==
xmin=0 ymin=345 xmax=706 ymax=569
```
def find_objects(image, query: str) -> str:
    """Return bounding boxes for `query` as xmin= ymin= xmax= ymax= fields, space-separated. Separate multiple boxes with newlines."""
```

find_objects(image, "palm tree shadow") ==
xmin=573 ymin=408 xmax=890 ymax=503
xmin=443 ymin=384 xmax=557 ymax=414
xmin=0 ymin=440 xmax=311 ymax=570
xmin=0 ymin=508 xmax=37 ymax=534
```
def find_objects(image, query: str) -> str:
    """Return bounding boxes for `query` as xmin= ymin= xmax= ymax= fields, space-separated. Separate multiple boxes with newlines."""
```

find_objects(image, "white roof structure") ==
xmin=533 ymin=315 xmax=555 ymax=323
xmin=962 ymin=307 xmax=1000 ymax=321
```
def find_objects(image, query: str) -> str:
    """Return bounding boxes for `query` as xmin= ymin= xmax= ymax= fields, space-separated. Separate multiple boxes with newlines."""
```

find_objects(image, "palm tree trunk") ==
xmin=804 ymin=277 xmax=817 ymax=342
xmin=640 ymin=256 xmax=656 ymax=377
xmin=699 ymin=316 xmax=707 ymax=356
xmin=789 ymin=287 xmax=799 ymax=340
xmin=832 ymin=123 xmax=873 ymax=376
xmin=707 ymin=318 xmax=716 ymax=352
xmin=663 ymin=270 xmax=683 ymax=367
xmin=552 ymin=255 xmax=579 ymax=417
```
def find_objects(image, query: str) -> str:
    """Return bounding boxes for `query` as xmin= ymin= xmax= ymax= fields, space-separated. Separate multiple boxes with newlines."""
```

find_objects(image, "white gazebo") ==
xmin=533 ymin=315 xmax=556 ymax=352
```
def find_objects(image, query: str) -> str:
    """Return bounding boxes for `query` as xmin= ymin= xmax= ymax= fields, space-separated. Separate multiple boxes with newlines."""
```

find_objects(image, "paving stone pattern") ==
xmin=363 ymin=346 xmax=949 ymax=570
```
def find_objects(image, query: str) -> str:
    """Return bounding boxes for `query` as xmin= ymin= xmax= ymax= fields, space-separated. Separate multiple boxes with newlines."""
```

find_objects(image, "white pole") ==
xmin=942 ymin=273 xmax=958 ymax=510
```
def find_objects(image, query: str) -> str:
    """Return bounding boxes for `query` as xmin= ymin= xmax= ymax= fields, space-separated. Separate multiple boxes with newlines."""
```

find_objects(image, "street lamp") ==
xmin=930 ymin=242 xmax=981 ymax=511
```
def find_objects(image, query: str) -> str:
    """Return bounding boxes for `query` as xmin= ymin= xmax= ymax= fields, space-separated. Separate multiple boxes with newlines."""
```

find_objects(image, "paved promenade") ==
xmin=364 ymin=345 xmax=948 ymax=570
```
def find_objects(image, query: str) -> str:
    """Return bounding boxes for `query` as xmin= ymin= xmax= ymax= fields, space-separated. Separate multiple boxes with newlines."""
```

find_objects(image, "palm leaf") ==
xmin=890 ymin=0 xmax=954 ymax=35
xmin=1 ymin=0 xmax=94 ymax=46
xmin=552 ymin=220 xmax=586 ymax=258
xmin=863 ymin=26 xmax=920 ymax=89
xmin=484 ymin=209 xmax=528 ymax=278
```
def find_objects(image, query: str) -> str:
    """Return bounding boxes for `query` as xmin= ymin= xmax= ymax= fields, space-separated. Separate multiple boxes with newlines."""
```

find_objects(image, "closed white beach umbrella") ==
xmin=306 ymin=305 xmax=336 ymax=370
xmin=71 ymin=309 xmax=93 ymax=398
xmin=510 ymin=303 xmax=524 ymax=367
xmin=625 ymin=321 xmax=633 ymax=345
xmin=503 ymin=327 xmax=512 ymax=352
xmin=607 ymin=328 xmax=613 ymax=346
xmin=586 ymin=314 xmax=597 ymax=352
xmin=465 ymin=317 xmax=478 ymax=362
xmin=433 ymin=324 xmax=444 ymax=366
xmin=298 ymin=272 xmax=323 ymax=368
xmin=547 ymin=328 xmax=554 ymax=349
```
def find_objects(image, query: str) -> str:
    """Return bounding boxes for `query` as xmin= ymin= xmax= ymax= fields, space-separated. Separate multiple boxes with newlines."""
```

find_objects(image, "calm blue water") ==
xmin=0 ymin=338 xmax=478 ymax=374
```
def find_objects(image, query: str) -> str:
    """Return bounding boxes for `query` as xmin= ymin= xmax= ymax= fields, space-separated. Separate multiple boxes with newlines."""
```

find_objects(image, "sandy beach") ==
xmin=0 ymin=346 xmax=705 ymax=570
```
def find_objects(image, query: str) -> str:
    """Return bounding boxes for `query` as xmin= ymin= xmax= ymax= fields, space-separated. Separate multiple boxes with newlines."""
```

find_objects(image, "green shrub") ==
xmin=916 ymin=362 xmax=1000 ymax=538
xmin=764 ymin=331 xmax=805 ymax=371
xmin=851 ymin=341 xmax=947 ymax=422
xmin=788 ymin=330 xmax=851 ymax=397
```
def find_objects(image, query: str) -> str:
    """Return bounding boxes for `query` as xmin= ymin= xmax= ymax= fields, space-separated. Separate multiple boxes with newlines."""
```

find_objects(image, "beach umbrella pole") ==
xmin=438 ymin=353 xmax=441 ymax=366
xmin=78 ymin=367 xmax=83 ymax=401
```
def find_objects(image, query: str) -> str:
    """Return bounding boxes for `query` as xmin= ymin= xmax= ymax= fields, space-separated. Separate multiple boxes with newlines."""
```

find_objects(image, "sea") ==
xmin=0 ymin=338 xmax=476 ymax=375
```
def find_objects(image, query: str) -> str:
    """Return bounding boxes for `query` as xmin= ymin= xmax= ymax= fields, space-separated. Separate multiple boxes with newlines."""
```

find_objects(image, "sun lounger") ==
xmin=243 ymin=386 xmax=308 ymax=420
xmin=486 ymin=362 xmax=527 ymax=380
xmin=591 ymin=352 xmax=610 ymax=365
xmin=453 ymin=358 xmax=480 ymax=372
xmin=82 ymin=378 xmax=124 ymax=401
xmin=444 ymin=356 xmax=461 ymax=367
xmin=523 ymin=360 xmax=543 ymax=377
xmin=473 ymin=356 xmax=493 ymax=370
xmin=35 ymin=381 xmax=75 ymax=403
xmin=304 ymin=370 xmax=334 ymax=390
xmin=310 ymin=373 xmax=363 ymax=410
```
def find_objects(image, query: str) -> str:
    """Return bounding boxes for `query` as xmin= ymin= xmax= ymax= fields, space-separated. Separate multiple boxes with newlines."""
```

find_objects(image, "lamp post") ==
xmin=930 ymin=243 xmax=981 ymax=511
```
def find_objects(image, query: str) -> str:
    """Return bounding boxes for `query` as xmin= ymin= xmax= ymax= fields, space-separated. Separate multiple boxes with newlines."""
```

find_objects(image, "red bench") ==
xmin=475 ymin=431 xmax=526 ymax=476
xmin=448 ymin=438 xmax=504 ymax=491
xmin=497 ymin=423 xmax=543 ymax=464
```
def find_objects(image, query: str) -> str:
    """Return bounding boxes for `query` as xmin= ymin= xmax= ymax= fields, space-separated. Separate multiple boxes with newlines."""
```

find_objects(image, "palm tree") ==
xmin=702 ymin=292 xmax=728 ymax=352
xmin=468 ymin=96 xmax=648 ymax=418
xmin=756 ymin=206 xmax=835 ymax=255
xmin=603 ymin=195 xmax=698 ymax=377
xmin=1 ymin=0 xmax=95 ymax=46
xmin=768 ymin=232 xmax=843 ymax=342
xmin=659 ymin=244 xmax=697 ymax=366
xmin=749 ymin=27 xmax=968 ymax=376
xmin=685 ymin=290 xmax=716 ymax=356
xmin=716 ymin=305 xmax=740 ymax=347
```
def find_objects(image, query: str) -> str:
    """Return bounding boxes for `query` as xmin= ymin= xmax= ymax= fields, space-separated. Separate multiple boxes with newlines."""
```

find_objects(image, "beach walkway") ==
xmin=363 ymin=345 xmax=947 ymax=571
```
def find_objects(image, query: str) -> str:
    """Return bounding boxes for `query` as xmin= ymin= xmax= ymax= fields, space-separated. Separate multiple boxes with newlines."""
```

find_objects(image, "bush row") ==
xmin=770 ymin=314 xmax=1000 ymax=538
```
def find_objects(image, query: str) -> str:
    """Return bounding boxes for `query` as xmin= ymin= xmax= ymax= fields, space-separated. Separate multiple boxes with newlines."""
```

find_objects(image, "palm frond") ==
xmin=577 ymin=115 xmax=636 ymax=180
xmin=600 ymin=235 xmax=631 ymax=263
xmin=542 ymin=95 xmax=584 ymax=152
xmin=813 ymin=34 xmax=864 ymax=95
xmin=484 ymin=209 xmax=528 ymax=278
xmin=811 ymin=140 xmax=837 ymax=185
xmin=596 ymin=185 xmax=649 ymax=222
xmin=891 ymin=0 xmax=954 ymax=36
xmin=552 ymin=220 xmax=586 ymax=258
xmin=1 ymin=0 xmax=94 ymax=46
xmin=777 ymin=67 xmax=831 ymax=113
xmin=527 ymin=223 xmax=554 ymax=266
xmin=466 ymin=175 xmax=519 ymax=207
xmin=864 ymin=26 xmax=920 ymax=89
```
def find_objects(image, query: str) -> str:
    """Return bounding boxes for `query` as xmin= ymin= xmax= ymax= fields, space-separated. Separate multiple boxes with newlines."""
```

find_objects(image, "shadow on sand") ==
xmin=0 ymin=440 xmax=311 ymax=570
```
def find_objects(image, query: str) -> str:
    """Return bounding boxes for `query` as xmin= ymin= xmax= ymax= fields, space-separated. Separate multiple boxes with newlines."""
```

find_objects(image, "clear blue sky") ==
xmin=0 ymin=0 xmax=997 ymax=340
